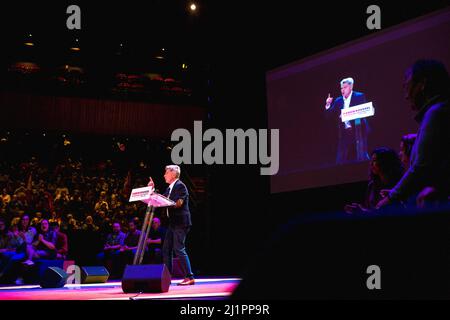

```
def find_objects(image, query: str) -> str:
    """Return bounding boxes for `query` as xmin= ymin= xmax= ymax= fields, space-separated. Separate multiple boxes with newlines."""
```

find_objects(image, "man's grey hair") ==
xmin=340 ymin=77 xmax=354 ymax=87
xmin=165 ymin=165 xmax=181 ymax=178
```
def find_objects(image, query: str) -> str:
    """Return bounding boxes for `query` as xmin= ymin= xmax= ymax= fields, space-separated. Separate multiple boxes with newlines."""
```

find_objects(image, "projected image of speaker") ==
xmin=121 ymin=264 xmax=171 ymax=293
xmin=39 ymin=267 xmax=68 ymax=288
xmin=81 ymin=266 xmax=110 ymax=284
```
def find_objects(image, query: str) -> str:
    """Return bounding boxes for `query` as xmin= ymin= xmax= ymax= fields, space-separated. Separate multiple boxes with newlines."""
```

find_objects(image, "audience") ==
xmin=50 ymin=222 xmax=68 ymax=260
xmin=0 ymin=133 xmax=184 ymax=283
xmin=146 ymin=217 xmax=166 ymax=263
xmin=0 ymin=219 xmax=26 ymax=283
xmin=377 ymin=59 xmax=450 ymax=209
xmin=120 ymin=220 xmax=141 ymax=265
xmin=97 ymin=222 xmax=125 ymax=278
xmin=81 ymin=215 xmax=99 ymax=232
xmin=1 ymin=189 xmax=11 ymax=206
xmin=0 ymin=218 xmax=15 ymax=275
xmin=345 ymin=147 xmax=404 ymax=213
xmin=0 ymin=132 xmax=189 ymax=282
xmin=19 ymin=215 xmax=37 ymax=266
xmin=25 ymin=219 xmax=57 ymax=265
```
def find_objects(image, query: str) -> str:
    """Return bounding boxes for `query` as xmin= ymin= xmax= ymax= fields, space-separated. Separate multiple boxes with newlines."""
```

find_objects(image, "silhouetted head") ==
xmin=152 ymin=217 xmax=161 ymax=230
xmin=370 ymin=147 xmax=404 ymax=185
xmin=20 ymin=215 xmax=30 ymax=231
xmin=112 ymin=222 xmax=121 ymax=233
xmin=49 ymin=221 xmax=60 ymax=233
xmin=404 ymin=59 xmax=450 ymax=111
xmin=40 ymin=219 xmax=49 ymax=233
xmin=128 ymin=220 xmax=136 ymax=233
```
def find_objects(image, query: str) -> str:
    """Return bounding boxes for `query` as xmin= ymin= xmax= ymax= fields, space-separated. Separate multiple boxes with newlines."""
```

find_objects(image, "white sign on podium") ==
xmin=341 ymin=102 xmax=375 ymax=122
xmin=129 ymin=186 xmax=175 ymax=207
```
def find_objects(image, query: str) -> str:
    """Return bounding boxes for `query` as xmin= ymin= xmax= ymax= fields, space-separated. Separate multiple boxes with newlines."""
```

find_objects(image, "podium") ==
xmin=128 ymin=186 xmax=175 ymax=265
xmin=122 ymin=186 xmax=175 ymax=293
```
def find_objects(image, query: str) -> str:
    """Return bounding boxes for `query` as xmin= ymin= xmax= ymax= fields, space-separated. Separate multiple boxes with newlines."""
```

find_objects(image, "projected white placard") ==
xmin=341 ymin=102 xmax=375 ymax=122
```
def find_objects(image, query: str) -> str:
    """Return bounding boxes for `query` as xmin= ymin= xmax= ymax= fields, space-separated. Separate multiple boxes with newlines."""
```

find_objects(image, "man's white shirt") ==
xmin=167 ymin=179 xmax=178 ymax=197
xmin=165 ymin=179 xmax=179 ymax=217
xmin=342 ymin=91 xmax=353 ymax=129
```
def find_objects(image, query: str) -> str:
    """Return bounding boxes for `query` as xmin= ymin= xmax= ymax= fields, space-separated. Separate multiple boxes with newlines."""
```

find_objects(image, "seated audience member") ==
xmin=399 ymin=134 xmax=417 ymax=170
xmin=33 ymin=212 xmax=43 ymax=225
xmin=94 ymin=210 xmax=107 ymax=226
xmin=378 ymin=134 xmax=419 ymax=202
xmin=0 ymin=218 xmax=10 ymax=253
xmin=94 ymin=191 xmax=109 ymax=211
xmin=48 ymin=211 xmax=62 ymax=225
xmin=68 ymin=190 xmax=84 ymax=221
xmin=54 ymin=189 xmax=70 ymax=213
xmin=132 ymin=216 xmax=141 ymax=230
xmin=54 ymin=188 xmax=70 ymax=202
xmin=18 ymin=215 xmax=37 ymax=266
xmin=120 ymin=220 xmax=141 ymax=264
xmin=67 ymin=214 xmax=80 ymax=231
xmin=0 ymin=218 xmax=15 ymax=276
xmin=146 ymin=217 xmax=166 ymax=263
xmin=110 ymin=194 xmax=122 ymax=210
xmin=50 ymin=222 xmax=68 ymax=260
xmin=0 ymin=220 xmax=26 ymax=282
xmin=377 ymin=59 xmax=450 ymax=209
xmin=31 ymin=217 xmax=40 ymax=228
xmin=25 ymin=219 xmax=57 ymax=264
xmin=97 ymin=222 xmax=125 ymax=278
xmin=345 ymin=147 xmax=404 ymax=213
xmin=1 ymin=189 xmax=11 ymax=206
xmin=82 ymin=215 xmax=99 ymax=232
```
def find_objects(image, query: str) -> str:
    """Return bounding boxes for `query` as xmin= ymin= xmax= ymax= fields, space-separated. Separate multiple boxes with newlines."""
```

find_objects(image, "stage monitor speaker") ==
xmin=39 ymin=267 xmax=68 ymax=288
xmin=122 ymin=264 xmax=171 ymax=293
xmin=81 ymin=266 xmax=110 ymax=284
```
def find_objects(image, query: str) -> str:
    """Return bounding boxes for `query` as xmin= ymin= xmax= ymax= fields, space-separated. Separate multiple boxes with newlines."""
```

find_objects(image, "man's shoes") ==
xmin=177 ymin=278 xmax=195 ymax=286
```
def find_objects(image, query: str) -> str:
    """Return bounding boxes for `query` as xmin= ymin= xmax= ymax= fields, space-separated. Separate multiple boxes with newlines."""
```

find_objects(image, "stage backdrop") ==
xmin=0 ymin=91 xmax=206 ymax=137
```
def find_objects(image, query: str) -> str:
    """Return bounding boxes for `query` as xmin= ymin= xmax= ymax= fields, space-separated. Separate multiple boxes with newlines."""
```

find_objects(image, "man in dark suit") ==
xmin=325 ymin=77 xmax=370 ymax=164
xmin=148 ymin=165 xmax=194 ymax=286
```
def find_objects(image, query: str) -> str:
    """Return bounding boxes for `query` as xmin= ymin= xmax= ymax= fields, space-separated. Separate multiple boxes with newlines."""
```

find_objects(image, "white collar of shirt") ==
xmin=168 ymin=179 xmax=178 ymax=195
xmin=343 ymin=91 xmax=353 ymax=108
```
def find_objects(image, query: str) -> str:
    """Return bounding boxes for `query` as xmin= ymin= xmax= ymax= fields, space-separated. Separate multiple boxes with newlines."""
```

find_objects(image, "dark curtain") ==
xmin=1 ymin=92 xmax=206 ymax=137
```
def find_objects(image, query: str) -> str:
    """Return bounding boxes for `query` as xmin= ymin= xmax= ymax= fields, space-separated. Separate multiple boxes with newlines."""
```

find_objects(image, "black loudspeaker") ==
xmin=121 ymin=264 xmax=171 ymax=293
xmin=81 ymin=266 xmax=110 ymax=284
xmin=39 ymin=267 xmax=68 ymax=288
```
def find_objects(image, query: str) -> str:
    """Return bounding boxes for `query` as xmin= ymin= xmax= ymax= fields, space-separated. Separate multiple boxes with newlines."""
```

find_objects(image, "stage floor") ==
xmin=0 ymin=277 xmax=240 ymax=300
